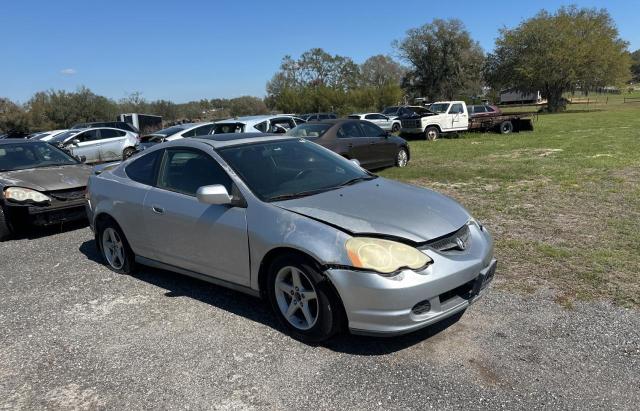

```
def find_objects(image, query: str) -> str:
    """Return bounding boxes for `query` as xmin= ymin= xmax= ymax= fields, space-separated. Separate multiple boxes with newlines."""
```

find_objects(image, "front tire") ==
xmin=267 ymin=254 xmax=343 ymax=343
xmin=97 ymin=218 xmax=136 ymax=274
xmin=122 ymin=147 xmax=136 ymax=160
xmin=391 ymin=123 xmax=401 ymax=133
xmin=425 ymin=126 xmax=439 ymax=141
xmin=395 ymin=147 xmax=409 ymax=167
xmin=0 ymin=206 xmax=13 ymax=241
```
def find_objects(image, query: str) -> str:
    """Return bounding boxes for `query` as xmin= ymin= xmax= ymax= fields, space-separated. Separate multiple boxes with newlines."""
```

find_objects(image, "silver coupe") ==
xmin=86 ymin=133 xmax=496 ymax=342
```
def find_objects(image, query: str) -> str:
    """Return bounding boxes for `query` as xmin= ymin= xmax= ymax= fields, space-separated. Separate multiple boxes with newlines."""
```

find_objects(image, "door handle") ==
xmin=152 ymin=205 xmax=164 ymax=214
xmin=347 ymin=143 xmax=353 ymax=148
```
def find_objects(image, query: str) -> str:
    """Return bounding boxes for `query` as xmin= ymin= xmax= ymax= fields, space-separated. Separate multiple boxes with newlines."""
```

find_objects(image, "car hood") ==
xmin=273 ymin=178 xmax=470 ymax=243
xmin=0 ymin=164 xmax=92 ymax=191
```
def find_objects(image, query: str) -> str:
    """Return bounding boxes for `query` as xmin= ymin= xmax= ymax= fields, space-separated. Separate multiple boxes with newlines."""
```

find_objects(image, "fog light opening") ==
xmin=412 ymin=300 xmax=431 ymax=315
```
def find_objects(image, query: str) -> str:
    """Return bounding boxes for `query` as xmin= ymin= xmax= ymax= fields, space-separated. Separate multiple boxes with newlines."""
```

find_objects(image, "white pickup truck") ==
xmin=399 ymin=101 xmax=469 ymax=140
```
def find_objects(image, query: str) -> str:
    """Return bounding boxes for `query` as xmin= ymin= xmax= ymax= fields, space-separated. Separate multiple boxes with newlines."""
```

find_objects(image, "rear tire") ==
xmin=0 ymin=206 xmax=13 ymax=241
xmin=499 ymin=121 xmax=513 ymax=134
xmin=425 ymin=126 xmax=439 ymax=141
xmin=267 ymin=254 xmax=343 ymax=343
xmin=96 ymin=218 xmax=136 ymax=275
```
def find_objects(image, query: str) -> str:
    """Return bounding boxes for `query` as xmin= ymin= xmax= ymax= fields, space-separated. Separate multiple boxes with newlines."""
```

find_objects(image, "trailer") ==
xmin=468 ymin=112 xmax=534 ymax=134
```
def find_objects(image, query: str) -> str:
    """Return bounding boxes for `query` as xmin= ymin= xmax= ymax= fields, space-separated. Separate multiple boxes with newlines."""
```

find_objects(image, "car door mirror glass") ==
xmin=196 ymin=184 xmax=233 ymax=205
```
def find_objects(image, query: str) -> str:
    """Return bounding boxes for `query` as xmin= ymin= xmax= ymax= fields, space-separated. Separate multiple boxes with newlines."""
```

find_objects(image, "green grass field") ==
xmin=380 ymin=93 xmax=640 ymax=307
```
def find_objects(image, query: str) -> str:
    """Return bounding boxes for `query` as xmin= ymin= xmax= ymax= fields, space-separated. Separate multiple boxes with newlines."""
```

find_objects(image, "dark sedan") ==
xmin=286 ymin=119 xmax=409 ymax=170
xmin=0 ymin=140 xmax=92 ymax=240
xmin=469 ymin=105 xmax=502 ymax=117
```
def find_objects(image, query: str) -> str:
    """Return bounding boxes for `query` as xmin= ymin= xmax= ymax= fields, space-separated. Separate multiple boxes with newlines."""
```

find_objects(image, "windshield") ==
xmin=0 ymin=142 xmax=79 ymax=171
xmin=382 ymin=106 xmax=399 ymax=115
xmin=218 ymin=139 xmax=374 ymax=202
xmin=152 ymin=125 xmax=188 ymax=137
xmin=49 ymin=130 xmax=81 ymax=143
xmin=429 ymin=103 xmax=450 ymax=114
xmin=285 ymin=124 xmax=331 ymax=138
xmin=213 ymin=123 xmax=245 ymax=134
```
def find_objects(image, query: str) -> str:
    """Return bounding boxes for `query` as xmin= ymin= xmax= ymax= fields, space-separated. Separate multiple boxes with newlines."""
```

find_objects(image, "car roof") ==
xmin=0 ymin=138 xmax=48 ymax=145
xmin=215 ymin=115 xmax=292 ymax=125
xmin=190 ymin=133 xmax=295 ymax=149
xmin=304 ymin=119 xmax=354 ymax=126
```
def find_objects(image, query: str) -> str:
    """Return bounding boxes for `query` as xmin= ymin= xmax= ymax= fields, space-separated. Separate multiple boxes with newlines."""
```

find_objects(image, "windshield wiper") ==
xmin=338 ymin=175 xmax=377 ymax=187
xmin=268 ymin=187 xmax=337 ymax=202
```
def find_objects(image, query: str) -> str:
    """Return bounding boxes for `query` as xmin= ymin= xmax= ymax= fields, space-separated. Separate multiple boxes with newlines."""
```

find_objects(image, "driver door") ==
xmin=68 ymin=129 xmax=100 ymax=163
xmin=448 ymin=103 xmax=468 ymax=130
xmin=142 ymin=147 xmax=250 ymax=286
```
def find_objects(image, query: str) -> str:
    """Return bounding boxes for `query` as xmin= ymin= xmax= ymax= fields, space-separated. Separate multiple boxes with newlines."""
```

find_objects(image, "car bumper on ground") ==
xmin=325 ymin=224 xmax=495 ymax=336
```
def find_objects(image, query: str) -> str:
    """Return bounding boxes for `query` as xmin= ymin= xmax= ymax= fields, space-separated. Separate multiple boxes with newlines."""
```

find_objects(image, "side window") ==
xmin=76 ymin=129 xmax=99 ymax=142
xmin=359 ymin=121 xmax=386 ymax=137
xmin=449 ymin=104 xmax=464 ymax=114
xmin=99 ymin=129 xmax=123 ymax=139
xmin=337 ymin=122 xmax=364 ymax=138
xmin=254 ymin=121 xmax=268 ymax=132
xmin=485 ymin=106 xmax=495 ymax=113
xmin=157 ymin=149 xmax=232 ymax=196
xmin=365 ymin=114 xmax=384 ymax=120
xmin=125 ymin=150 xmax=161 ymax=186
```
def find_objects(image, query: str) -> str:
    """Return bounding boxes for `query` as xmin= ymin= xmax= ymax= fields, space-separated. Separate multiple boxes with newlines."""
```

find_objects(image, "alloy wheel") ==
xmin=274 ymin=266 xmax=319 ymax=330
xmin=397 ymin=149 xmax=408 ymax=167
xmin=102 ymin=227 xmax=125 ymax=270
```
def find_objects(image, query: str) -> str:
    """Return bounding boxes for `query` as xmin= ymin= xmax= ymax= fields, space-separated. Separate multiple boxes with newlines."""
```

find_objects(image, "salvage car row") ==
xmin=0 ymin=130 xmax=496 ymax=343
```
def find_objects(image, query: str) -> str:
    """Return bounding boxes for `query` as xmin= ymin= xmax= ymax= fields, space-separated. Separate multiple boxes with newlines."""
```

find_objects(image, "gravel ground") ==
xmin=1 ymin=225 xmax=638 ymax=410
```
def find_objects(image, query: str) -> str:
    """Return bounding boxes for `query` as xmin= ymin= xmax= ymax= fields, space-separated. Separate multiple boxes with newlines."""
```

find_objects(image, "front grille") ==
xmin=47 ymin=188 xmax=86 ymax=201
xmin=401 ymin=119 xmax=421 ymax=129
xmin=425 ymin=224 xmax=471 ymax=252
xmin=439 ymin=280 xmax=474 ymax=303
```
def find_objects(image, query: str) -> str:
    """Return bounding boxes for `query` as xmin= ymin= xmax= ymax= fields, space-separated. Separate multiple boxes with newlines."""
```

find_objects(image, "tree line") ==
xmin=1 ymin=5 xmax=637 ymax=134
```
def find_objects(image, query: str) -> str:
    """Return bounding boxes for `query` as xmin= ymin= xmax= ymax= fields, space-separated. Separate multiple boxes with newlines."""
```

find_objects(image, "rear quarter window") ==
xmin=125 ymin=150 xmax=160 ymax=185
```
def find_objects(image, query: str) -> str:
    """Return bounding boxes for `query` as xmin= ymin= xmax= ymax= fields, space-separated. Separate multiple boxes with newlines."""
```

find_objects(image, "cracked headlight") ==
xmin=4 ymin=187 xmax=51 ymax=204
xmin=345 ymin=237 xmax=432 ymax=275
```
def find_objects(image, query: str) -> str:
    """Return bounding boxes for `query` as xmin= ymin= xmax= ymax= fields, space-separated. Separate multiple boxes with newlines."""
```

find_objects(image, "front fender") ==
xmin=247 ymin=203 xmax=352 ymax=290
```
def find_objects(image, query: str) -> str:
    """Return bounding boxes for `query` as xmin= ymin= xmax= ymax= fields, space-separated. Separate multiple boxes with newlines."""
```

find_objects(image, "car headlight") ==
xmin=345 ymin=237 xmax=432 ymax=275
xmin=3 ymin=187 xmax=51 ymax=204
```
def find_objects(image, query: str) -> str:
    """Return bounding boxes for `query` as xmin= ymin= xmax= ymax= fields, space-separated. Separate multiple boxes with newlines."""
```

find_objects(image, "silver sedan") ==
xmin=86 ymin=133 xmax=496 ymax=342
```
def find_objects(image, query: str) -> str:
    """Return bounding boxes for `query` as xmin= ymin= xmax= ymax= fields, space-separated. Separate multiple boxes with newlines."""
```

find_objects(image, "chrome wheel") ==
xmin=426 ymin=128 xmax=438 ymax=140
xmin=397 ymin=148 xmax=408 ymax=167
xmin=102 ymin=227 xmax=125 ymax=270
xmin=274 ymin=266 xmax=319 ymax=330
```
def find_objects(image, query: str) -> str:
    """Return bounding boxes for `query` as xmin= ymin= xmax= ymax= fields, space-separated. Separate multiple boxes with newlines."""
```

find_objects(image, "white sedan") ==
xmin=348 ymin=113 xmax=401 ymax=133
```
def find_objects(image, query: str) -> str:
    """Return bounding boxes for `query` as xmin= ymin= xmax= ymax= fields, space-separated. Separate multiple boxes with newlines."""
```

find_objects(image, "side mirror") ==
xmin=196 ymin=184 xmax=233 ymax=206
xmin=70 ymin=138 xmax=80 ymax=146
xmin=350 ymin=159 xmax=361 ymax=167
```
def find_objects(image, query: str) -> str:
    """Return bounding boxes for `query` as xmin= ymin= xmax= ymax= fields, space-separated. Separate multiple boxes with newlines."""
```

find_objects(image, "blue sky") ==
xmin=1 ymin=0 xmax=638 ymax=103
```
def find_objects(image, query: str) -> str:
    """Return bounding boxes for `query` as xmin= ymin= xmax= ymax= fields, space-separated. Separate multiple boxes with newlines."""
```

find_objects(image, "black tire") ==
xmin=267 ymin=254 xmax=344 ymax=343
xmin=499 ymin=121 xmax=513 ymax=134
xmin=391 ymin=123 xmax=401 ymax=133
xmin=122 ymin=147 xmax=136 ymax=160
xmin=425 ymin=126 xmax=439 ymax=141
xmin=96 ymin=217 xmax=136 ymax=275
xmin=0 ymin=206 xmax=13 ymax=241
xmin=395 ymin=146 xmax=409 ymax=167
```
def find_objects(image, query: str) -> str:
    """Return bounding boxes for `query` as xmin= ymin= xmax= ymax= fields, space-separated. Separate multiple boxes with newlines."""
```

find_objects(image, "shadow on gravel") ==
xmin=9 ymin=219 xmax=88 ymax=241
xmin=79 ymin=238 xmax=465 ymax=355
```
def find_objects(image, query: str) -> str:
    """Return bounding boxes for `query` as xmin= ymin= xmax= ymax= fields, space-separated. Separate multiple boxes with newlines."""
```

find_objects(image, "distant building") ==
xmin=499 ymin=88 xmax=544 ymax=105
